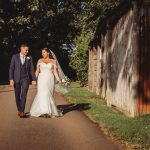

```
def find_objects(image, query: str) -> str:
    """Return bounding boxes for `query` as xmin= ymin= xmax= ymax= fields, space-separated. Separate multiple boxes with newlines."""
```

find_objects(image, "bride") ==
xmin=30 ymin=48 xmax=63 ymax=118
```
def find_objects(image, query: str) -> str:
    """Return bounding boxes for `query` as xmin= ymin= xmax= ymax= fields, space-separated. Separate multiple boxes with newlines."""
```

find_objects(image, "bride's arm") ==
xmin=53 ymin=60 xmax=61 ymax=83
xmin=35 ymin=67 xmax=40 ymax=78
xmin=35 ymin=60 xmax=41 ymax=78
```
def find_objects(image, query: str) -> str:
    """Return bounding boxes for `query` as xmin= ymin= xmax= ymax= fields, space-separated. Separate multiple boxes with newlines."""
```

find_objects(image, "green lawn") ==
xmin=64 ymin=82 xmax=150 ymax=150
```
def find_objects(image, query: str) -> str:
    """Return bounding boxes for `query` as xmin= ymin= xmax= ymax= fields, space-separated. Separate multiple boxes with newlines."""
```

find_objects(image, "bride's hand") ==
xmin=32 ymin=81 xmax=36 ymax=85
xmin=58 ymin=79 xmax=62 ymax=84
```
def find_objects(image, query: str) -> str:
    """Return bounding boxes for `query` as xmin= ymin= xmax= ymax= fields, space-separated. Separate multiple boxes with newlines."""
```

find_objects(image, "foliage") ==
xmin=0 ymin=0 xmax=121 ymax=82
xmin=69 ymin=0 xmax=121 ymax=85
xmin=75 ymin=0 xmax=120 ymax=33
xmin=69 ymin=31 xmax=93 ymax=86
xmin=0 ymin=0 xmax=83 ymax=81
xmin=65 ymin=82 xmax=150 ymax=149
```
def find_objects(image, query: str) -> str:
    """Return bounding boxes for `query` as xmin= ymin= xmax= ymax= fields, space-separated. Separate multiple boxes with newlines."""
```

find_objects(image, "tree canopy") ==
xmin=0 ymin=0 xmax=121 ymax=83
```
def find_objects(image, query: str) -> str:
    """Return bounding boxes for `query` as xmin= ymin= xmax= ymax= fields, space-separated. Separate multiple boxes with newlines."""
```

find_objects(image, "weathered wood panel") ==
xmin=105 ymin=9 xmax=139 ymax=116
xmin=138 ymin=4 xmax=150 ymax=114
xmin=88 ymin=1 xmax=150 ymax=116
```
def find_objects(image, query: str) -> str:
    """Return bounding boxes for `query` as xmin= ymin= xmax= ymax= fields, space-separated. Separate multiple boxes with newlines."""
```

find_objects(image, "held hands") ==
xmin=32 ymin=81 xmax=37 ymax=85
xmin=10 ymin=80 xmax=14 ymax=86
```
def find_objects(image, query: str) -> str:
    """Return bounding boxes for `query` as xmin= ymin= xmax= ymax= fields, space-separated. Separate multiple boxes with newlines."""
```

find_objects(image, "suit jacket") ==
xmin=9 ymin=53 xmax=36 ymax=83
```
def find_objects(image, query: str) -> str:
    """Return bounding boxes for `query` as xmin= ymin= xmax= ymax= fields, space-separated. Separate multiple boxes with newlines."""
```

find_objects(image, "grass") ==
xmin=64 ymin=82 xmax=150 ymax=150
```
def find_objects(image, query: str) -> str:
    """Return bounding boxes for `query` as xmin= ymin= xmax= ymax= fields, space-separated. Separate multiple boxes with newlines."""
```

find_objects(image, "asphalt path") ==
xmin=0 ymin=86 xmax=124 ymax=150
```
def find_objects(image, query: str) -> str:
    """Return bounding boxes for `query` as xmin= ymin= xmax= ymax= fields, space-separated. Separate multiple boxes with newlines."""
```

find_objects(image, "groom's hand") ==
xmin=10 ymin=80 xmax=14 ymax=86
xmin=32 ymin=81 xmax=36 ymax=85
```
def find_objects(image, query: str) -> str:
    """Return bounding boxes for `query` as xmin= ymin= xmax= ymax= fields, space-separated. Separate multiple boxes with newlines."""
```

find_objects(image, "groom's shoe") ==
xmin=18 ymin=111 xmax=21 ymax=116
xmin=19 ymin=112 xmax=26 ymax=118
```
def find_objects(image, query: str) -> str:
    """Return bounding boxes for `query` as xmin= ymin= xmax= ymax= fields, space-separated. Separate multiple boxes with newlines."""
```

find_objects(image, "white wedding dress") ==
xmin=30 ymin=62 xmax=61 ymax=117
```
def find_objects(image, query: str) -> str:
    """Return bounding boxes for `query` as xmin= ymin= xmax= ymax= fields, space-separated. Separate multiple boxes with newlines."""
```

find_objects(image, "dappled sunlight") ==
xmin=88 ymin=1 xmax=150 ymax=116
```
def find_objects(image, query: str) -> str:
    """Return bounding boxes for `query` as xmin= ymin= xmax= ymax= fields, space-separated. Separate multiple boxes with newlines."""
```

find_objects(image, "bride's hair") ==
xmin=42 ymin=48 xmax=54 ymax=59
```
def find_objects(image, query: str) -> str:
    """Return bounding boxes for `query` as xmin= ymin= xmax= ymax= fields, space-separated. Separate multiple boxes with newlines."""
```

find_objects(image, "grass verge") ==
xmin=64 ymin=82 xmax=150 ymax=150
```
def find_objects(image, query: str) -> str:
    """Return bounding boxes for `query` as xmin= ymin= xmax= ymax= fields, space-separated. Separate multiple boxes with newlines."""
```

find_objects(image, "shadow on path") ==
xmin=57 ymin=103 xmax=91 ymax=114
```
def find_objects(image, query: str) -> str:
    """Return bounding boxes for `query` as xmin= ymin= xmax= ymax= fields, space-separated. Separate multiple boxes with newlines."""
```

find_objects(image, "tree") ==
xmin=70 ymin=31 xmax=93 ymax=86
xmin=0 ymin=0 xmax=121 ymax=83
xmin=0 ymin=0 xmax=83 ymax=82
xmin=69 ymin=0 xmax=121 ymax=85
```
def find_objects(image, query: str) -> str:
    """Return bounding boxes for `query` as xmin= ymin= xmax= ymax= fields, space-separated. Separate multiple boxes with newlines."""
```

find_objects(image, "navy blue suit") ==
xmin=9 ymin=53 xmax=36 ymax=112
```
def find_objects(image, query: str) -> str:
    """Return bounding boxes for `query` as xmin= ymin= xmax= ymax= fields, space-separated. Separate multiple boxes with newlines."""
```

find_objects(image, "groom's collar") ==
xmin=20 ymin=52 xmax=26 ymax=58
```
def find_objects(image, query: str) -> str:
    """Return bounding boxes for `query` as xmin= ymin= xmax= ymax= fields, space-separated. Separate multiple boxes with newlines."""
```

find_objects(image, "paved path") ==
xmin=0 ymin=86 xmax=124 ymax=150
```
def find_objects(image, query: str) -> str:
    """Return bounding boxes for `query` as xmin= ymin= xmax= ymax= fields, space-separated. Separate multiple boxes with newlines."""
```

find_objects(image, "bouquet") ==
xmin=55 ymin=76 xmax=70 ymax=94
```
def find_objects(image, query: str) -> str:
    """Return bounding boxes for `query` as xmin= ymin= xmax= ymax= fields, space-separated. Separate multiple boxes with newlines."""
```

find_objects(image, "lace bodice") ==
xmin=37 ymin=62 xmax=57 ymax=74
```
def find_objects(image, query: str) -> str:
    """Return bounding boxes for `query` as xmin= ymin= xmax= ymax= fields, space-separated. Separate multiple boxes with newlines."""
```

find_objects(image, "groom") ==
xmin=9 ymin=44 xmax=36 ymax=118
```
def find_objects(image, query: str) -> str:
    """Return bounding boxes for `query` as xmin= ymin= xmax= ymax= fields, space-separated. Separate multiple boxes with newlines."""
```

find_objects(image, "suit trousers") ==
xmin=14 ymin=79 xmax=29 ymax=112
